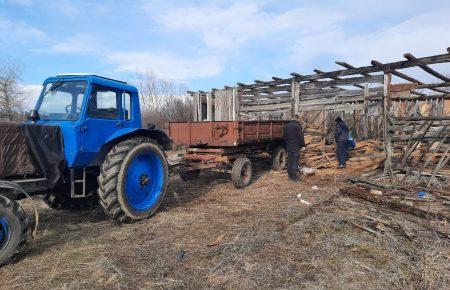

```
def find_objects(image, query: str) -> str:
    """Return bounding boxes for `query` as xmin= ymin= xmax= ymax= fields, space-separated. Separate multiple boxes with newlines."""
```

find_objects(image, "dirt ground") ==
xmin=0 ymin=160 xmax=449 ymax=289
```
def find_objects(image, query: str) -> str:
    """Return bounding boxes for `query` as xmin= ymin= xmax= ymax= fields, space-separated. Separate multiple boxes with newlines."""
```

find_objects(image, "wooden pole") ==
xmin=291 ymin=79 xmax=300 ymax=117
xmin=383 ymin=74 xmax=394 ymax=180
xmin=197 ymin=93 xmax=203 ymax=121
xmin=206 ymin=93 xmax=212 ymax=121
xmin=363 ymin=84 xmax=369 ymax=139
xmin=192 ymin=92 xmax=199 ymax=121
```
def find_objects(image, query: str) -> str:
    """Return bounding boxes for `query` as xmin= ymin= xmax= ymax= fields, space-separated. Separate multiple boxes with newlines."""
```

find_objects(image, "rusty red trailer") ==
xmin=169 ymin=121 xmax=290 ymax=188
xmin=169 ymin=120 xmax=287 ymax=147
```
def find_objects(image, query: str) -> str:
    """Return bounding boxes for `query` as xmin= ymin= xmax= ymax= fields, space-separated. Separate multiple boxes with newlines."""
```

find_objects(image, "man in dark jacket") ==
xmin=283 ymin=118 xmax=306 ymax=181
xmin=334 ymin=117 xmax=349 ymax=168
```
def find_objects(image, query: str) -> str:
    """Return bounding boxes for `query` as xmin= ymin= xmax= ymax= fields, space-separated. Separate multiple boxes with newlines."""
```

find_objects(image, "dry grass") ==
xmin=0 ymin=161 xmax=448 ymax=289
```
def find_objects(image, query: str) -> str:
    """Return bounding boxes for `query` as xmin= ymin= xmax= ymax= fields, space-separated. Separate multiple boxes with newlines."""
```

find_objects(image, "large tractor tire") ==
xmin=231 ymin=157 xmax=253 ymax=189
xmin=0 ymin=195 xmax=30 ymax=266
xmin=271 ymin=146 xmax=287 ymax=171
xmin=98 ymin=137 xmax=169 ymax=223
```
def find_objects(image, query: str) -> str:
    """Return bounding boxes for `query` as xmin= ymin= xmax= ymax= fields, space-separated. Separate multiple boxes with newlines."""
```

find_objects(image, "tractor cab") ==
xmin=33 ymin=74 xmax=143 ymax=168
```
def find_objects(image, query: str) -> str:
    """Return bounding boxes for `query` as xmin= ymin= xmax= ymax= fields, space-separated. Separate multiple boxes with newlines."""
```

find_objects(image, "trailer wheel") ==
xmin=0 ymin=195 xmax=30 ymax=266
xmin=231 ymin=157 xmax=253 ymax=189
xmin=98 ymin=137 xmax=169 ymax=223
xmin=179 ymin=170 xmax=200 ymax=181
xmin=271 ymin=146 xmax=287 ymax=171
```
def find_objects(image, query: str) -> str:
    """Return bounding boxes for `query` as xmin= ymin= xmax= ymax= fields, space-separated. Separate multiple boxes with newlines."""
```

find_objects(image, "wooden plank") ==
xmin=192 ymin=92 xmax=199 ymax=121
xmin=240 ymin=103 xmax=292 ymax=112
xmin=300 ymin=74 xmax=384 ymax=90
xmin=292 ymin=79 xmax=299 ymax=116
xmin=364 ymin=84 xmax=369 ymax=139
xmin=404 ymin=53 xmax=450 ymax=82
xmin=206 ymin=93 xmax=213 ymax=121
xmin=383 ymin=74 xmax=394 ymax=180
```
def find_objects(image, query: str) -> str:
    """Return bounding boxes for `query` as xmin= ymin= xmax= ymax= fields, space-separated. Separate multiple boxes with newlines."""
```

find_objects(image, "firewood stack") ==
xmin=301 ymin=134 xmax=384 ymax=170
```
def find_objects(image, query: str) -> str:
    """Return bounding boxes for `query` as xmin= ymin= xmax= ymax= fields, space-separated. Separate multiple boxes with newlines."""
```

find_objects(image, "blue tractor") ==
xmin=0 ymin=74 xmax=171 ymax=265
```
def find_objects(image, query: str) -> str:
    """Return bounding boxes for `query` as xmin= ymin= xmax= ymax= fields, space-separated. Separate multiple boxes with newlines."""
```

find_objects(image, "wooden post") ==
xmin=291 ymin=79 xmax=300 ymax=117
xmin=192 ymin=92 xmax=199 ymax=121
xmin=197 ymin=93 xmax=203 ymax=121
xmin=233 ymin=87 xmax=239 ymax=121
xmin=363 ymin=84 xmax=369 ymax=139
xmin=206 ymin=93 xmax=212 ymax=121
xmin=232 ymin=87 xmax=237 ymax=121
xmin=383 ymin=73 xmax=394 ymax=180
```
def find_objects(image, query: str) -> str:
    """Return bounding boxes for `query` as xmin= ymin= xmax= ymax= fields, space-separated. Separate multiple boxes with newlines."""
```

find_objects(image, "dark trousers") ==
xmin=336 ymin=141 xmax=348 ymax=166
xmin=287 ymin=146 xmax=300 ymax=178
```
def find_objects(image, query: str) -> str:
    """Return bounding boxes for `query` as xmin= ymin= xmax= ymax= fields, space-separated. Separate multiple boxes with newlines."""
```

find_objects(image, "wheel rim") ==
xmin=279 ymin=150 xmax=287 ymax=168
xmin=241 ymin=162 xmax=251 ymax=184
xmin=124 ymin=150 xmax=164 ymax=211
xmin=0 ymin=216 xmax=11 ymax=252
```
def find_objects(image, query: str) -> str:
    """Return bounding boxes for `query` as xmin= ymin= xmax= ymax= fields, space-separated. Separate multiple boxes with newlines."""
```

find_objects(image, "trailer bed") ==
xmin=169 ymin=120 xmax=288 ymax=147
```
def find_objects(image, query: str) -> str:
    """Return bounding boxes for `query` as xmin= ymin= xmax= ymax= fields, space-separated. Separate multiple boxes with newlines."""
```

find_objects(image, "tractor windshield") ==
xmin=36 ymin=81 xmax=87 ymax=121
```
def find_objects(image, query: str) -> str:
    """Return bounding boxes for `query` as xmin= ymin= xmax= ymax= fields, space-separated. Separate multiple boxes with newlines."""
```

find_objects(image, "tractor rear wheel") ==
xmin=231 ymin=157 xmax=253 ymax=189
xmin=98 ymin=137 xmax=169 ymax=223
xmin=0 ymin=195 xmax=30 ymax=266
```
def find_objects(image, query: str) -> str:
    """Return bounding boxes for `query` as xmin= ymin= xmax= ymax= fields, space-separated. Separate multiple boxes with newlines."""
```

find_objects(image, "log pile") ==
xmin=301 ymin=134 xmax=384 ymax=169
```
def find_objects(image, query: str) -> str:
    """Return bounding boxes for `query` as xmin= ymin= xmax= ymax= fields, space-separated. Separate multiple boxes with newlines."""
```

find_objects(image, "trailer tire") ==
xmin=98 ymin=137 xmax=168 ymax=223
xmin=231 ymin=157 xmax=253 ymax=189
xmin=179 ymin=170 xmax=200 ymax=181
xmin=271 ymin=146 xmax=287 ymax=171
xmin=0 ymin=195 xmax=30 ymax=266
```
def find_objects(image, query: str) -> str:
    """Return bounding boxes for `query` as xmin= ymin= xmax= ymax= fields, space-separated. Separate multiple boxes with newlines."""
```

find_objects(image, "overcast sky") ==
xmin=1 ymin=0 xmax=450 ymax=107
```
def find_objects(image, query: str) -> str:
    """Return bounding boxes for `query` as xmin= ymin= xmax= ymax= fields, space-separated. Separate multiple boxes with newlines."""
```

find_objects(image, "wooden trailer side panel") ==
xmin=169 ymin=121 xmax=287 ymax=147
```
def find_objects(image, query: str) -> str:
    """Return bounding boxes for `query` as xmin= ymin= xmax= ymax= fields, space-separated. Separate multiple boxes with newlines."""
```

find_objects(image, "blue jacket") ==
xmin=335 ymin=121 xmax=349 ymax=142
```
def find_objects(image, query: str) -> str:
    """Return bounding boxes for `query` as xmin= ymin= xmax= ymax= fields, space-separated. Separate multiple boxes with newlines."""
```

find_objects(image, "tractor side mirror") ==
xmin=147 ymin=122 xmax=156 ymax=129
xmin=28 ymin=110 xmax=40 ymax=123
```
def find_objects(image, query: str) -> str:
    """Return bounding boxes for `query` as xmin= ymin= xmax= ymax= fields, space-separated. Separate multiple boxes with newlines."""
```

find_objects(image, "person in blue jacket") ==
xmin=334 ymin=117 xmax=349 ymax=168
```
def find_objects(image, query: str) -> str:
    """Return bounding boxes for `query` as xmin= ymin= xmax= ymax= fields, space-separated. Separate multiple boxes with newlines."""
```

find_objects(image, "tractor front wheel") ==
xmin=0 ymin=195 xmax=30 ymax=266
xmin=98 ymin=138 xmax=169 ymax=223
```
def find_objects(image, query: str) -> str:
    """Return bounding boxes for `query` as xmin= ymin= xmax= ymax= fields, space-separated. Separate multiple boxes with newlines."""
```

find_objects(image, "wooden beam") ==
xmin=371 ymin=60 xmax=449 ymax=94
xmin=383 ymin=73 xmax=394 ymax=180
xmin=292 ymin=79 xmax=300 ymax=116
xmin=404 ymin=53 xmax=450 ymax=82
xmin=363 ymin=84 xmax=369 ymax=139
xmin=206 ymin=93 xmax=213 ymax=121
xmin=301 ymin=74 xmax=384 ymax=90
xmin=315 ymin=67 xmax=365 ymax=89
xmin=192 ymin=92 xmax=199 ymax=121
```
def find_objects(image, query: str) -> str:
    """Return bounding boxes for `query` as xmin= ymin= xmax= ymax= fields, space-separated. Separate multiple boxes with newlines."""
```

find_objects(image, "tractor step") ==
xmin=70 ymin=168 xmax=87 ymax=199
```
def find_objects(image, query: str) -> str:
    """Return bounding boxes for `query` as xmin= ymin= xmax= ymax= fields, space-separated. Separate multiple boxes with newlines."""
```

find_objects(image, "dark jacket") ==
xmin=334 ymin=120 xmax=349 ymax=142
xmin=283 ymin=121 xmax=306 ymax=149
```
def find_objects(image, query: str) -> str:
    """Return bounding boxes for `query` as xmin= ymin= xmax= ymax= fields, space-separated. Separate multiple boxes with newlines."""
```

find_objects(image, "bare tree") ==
xmin=136 ymin=72 xmax=193 ymax=129
xmin=0 ymin=60 xmax=24 ymax=121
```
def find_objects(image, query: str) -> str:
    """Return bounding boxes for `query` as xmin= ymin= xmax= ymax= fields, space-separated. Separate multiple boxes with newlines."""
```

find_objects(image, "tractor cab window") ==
xmin=87 ymin=86 xmax=118 ymax=119
xmin=122 ymin=92 xmax=132 ymax=120
xmin=37 ymin=81 xmax=87 ymax=121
